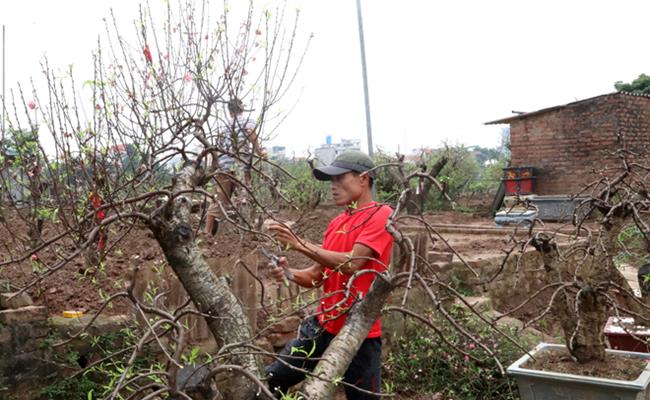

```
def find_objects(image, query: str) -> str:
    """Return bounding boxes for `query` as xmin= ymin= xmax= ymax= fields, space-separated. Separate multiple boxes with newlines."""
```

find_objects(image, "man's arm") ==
xmin=268 ymin=223 xmax=377 ymax=275
xmin=270 ymin=260 xmax=326 ymax=288
xmin=248 ymin=128 xmax=261 ymax=155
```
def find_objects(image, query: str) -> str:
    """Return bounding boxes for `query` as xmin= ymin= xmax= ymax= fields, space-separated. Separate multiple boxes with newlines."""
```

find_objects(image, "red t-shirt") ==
xmin=317 ymin=202 xmax=394 ymax=338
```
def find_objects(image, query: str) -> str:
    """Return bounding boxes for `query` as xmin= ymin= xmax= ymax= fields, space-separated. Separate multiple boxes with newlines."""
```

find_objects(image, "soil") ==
xmin=524 ymin=347 xmax=649 ymax=381
xmin=0 ymin=204 xmax=340 ymax=316
xmin=0 ymin=202 xmax=556 ymax=325
xmin=404 ymin=211 xmax=518 ymax=258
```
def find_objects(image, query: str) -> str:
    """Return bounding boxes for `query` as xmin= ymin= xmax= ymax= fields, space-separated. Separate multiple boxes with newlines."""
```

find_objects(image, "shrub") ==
xmin=373 ymin=150 xmax=414 ymax=206
xmin=383 ymin=306 xmax=532 ymax=400
xmin=276 ymin=161 xmax=329 ymax=209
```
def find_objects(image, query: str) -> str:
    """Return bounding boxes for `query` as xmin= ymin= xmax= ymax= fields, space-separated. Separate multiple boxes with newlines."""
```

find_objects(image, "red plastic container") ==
xmin=502 ymin=166 xmax=536 ymax=195
xmin=605 ymin=317 xmax=650 ymax=353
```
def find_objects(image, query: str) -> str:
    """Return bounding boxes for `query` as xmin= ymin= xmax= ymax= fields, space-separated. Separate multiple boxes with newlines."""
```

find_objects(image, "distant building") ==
xmin=269 ymin=145 xmax=287 ymax=161
xmin=486 ymin=92 xmax=650 ymax=195
xmin=404 ymin=147 xmax=435 ymax=162
xmin=314 ymin=138 xmax=361 ymax=166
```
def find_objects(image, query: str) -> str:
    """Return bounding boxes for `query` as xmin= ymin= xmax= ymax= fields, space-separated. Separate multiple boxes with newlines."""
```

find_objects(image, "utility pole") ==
xmin=2 ymin=25 xmax=5 ymax=143
xmin=1 ymin=25 xmax=5 ymax=204
xmin=355 ymin=0 xmax=373 ymax=158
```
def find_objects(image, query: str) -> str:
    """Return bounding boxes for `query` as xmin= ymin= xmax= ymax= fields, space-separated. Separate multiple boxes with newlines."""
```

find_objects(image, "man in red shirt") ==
xmin=266 ymin=150 xmax=393 ymax=400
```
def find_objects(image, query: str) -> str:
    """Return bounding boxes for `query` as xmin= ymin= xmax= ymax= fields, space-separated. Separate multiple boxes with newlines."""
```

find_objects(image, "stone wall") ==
xmin=0 ymin=305 xmax=54 ymax=395
xmin=0 ymin=302 xmax=129 ymax=399
xmin=509 ymin=93 xmax=650 ymax=195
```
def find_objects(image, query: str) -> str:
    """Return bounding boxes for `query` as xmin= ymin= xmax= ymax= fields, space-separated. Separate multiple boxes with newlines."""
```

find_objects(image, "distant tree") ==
xmin=472 ymin=146 xmax=502 ymax=166
xmin=614 ymin=73 xmax=650 ymax=95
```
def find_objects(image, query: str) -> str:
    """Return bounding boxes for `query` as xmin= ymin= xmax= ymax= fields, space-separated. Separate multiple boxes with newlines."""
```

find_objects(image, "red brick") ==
xmin=508 ymin=93 xmax=650 ymax=195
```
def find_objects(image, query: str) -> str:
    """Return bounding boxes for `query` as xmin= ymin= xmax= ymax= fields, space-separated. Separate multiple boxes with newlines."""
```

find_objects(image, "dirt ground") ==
xmin=0 ymin=205 xmax=519 ymax=316
xmin=0 ymin=205 xmax=341 ymax=315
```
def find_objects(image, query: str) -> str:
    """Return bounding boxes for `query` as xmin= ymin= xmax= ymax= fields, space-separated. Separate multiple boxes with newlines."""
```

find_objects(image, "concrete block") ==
xmin=50 ymin=314 xmax=130 ymax=338
xmin=14 ymin=322 xmax=50 ymax=343
xmin=0 ymin=306 xmax=47 ymax=324
xmin=0 ymin=351 xmax=55 ymax=387
xmin=0 ymin=292 xmax=33 ymax=309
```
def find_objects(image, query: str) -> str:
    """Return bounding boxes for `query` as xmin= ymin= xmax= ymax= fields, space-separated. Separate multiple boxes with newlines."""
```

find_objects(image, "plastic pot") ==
xmin=507 ymin=343 xmax=650 ymax=400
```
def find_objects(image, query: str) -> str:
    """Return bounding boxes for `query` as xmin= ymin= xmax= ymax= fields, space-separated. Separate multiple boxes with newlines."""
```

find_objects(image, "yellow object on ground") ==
xmin=62 ymin=310 xmax=84 ymax=318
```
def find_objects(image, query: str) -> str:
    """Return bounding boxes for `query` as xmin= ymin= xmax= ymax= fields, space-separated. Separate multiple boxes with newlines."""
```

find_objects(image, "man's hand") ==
xmin=268 ymin=222 xmax=303 ymax=251
xmin=268 ymin=256 xmax=289 ymax=283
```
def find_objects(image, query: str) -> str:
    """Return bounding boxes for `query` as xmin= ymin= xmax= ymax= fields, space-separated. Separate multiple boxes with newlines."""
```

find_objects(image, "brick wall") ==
xmin=510 ymin=93 xmax=650 ymax=195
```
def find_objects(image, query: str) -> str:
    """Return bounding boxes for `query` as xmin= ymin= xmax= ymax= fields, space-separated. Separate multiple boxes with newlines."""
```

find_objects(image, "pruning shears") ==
xmin=259 ymin=246 xmax=294 ymax=287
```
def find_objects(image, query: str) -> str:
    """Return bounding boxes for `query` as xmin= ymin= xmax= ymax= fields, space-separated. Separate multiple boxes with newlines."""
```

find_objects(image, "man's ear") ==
xmin=359 ymin=171 xmax=370 ymax=187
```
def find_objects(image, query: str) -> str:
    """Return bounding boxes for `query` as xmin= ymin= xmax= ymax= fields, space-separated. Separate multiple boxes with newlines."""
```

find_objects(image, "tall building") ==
xmin=314 ymin=137 xmax=361 ymax=166
xmin=269 ymin=145 xmax=287 ymax=161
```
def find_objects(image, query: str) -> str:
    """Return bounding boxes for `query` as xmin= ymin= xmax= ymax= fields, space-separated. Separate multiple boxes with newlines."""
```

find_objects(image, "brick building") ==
xmin=486 ymin=92 xmax=650 ymax=195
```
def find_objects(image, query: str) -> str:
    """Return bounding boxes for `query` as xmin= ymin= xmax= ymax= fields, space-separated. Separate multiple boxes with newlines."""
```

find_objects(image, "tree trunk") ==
xmin=533 ymin=235 xmax=608 ymax=363
xmin=302 ymin=276 xmax=394 ymax=400
xmin=532 ymin=216 xmax=646 ymax=363
xmin=151 ymin=164 xmax=260 ymax=400
xmin=531 ymin=235 xmax=580 ymax=355
xmin=569 ymin=283 xmax=608 ymax=362
xmin=407 ymin=156 xmax=447 ymax=214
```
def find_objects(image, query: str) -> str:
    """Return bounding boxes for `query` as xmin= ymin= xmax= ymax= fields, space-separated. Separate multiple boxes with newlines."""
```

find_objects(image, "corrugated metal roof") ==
xmin=485 ymin=91 xmax=650 ymax=125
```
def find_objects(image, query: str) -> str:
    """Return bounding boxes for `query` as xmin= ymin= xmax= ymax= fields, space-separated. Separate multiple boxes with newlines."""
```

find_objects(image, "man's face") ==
xmin=330 ymin=172 xmax=365 ymax=206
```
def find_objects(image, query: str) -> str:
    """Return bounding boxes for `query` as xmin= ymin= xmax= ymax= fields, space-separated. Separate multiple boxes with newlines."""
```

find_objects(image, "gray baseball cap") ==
xmin=313 ymin=150 xmax=375 ymax=181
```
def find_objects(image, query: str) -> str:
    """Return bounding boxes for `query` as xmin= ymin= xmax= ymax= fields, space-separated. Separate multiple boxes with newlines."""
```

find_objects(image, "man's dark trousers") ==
xmin=265 ymin=316 xmax=382 ymax=399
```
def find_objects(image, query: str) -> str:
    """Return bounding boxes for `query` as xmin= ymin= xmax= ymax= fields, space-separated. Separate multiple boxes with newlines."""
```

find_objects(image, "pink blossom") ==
xmin=28 ymin=100 xmax=36 ymax=110
xmin=95 ymin=104 xmax=102 ymax=110
xmin=143 ymin=45 xmax=153 ymax=64
xmin=464 ymin=355 xmax=470 ymax=362
xmin=31 ymin=254 xmax=39 ymax=261
xmin=468 ymin=343 xmax=476 ymax=350
xmin=183 ymin=73 xmax=193 ymax=83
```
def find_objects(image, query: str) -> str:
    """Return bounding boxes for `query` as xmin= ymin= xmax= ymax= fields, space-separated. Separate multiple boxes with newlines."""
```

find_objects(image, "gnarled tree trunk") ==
xmin=532 ymin=216 xmax=647 ymax=363
xmin=407 ymin=156 xmax=447 ymax=214
xmin=150 ymin=164 xmax=260 ymax=400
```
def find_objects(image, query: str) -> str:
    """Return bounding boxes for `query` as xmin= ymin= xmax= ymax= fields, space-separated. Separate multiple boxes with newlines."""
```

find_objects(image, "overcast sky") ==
xmin=2 ymin=0 xmax=650 ymax=157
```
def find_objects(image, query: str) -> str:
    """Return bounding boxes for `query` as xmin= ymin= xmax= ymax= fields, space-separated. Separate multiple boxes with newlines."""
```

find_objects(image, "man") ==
xmin=266 ymin=150 xmax=393 ymax=400
xmin=205 ymin=98 xmax=261 ymax=236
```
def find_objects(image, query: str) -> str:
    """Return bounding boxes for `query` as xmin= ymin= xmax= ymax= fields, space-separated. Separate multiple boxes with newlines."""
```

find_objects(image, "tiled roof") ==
xmin=485 ymin=91 xmax=650 ymax=125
